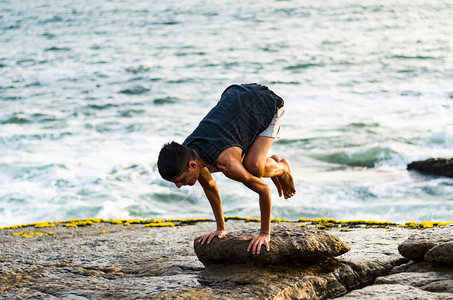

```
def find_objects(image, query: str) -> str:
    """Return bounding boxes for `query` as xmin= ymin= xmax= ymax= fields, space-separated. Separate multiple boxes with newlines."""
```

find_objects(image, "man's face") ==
xmin=171 ymin=162 xmax=199 ymax=188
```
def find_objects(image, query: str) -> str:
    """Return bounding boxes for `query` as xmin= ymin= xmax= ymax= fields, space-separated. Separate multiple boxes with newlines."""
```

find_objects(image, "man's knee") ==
xmin=244 ymin=160 xmax=264 ymax=178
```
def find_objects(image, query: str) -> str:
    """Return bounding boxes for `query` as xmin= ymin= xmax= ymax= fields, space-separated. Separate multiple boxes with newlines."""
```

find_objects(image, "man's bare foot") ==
xmin=279 ymin=158 xmax=296 ymax=199
xmin=270 ymin=155 xmax=283 ymax=197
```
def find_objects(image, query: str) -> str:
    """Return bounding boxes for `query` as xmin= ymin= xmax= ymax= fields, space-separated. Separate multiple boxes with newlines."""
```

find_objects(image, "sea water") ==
xmin=1 ymin=0 xmax=452 ymax=226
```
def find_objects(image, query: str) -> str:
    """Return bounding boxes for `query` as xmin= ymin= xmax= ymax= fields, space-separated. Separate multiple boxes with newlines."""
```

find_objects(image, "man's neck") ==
xmin=193 ymin=150 xmax=219 ymax=173
xmin=193 ymin=150 xmax=206 ymax=169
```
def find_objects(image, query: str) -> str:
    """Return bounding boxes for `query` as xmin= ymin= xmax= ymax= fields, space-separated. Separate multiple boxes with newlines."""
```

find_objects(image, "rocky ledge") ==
xmin=0 ymin=220 xmax=452 ymax=299
xmin=338 ymin=224 xmax=453 ymax=299
xmin=407 ymin=158 xmax=453 ymax=178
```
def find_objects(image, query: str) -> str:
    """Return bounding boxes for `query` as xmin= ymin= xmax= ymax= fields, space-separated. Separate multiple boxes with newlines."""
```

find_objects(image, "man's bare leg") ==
xmin=243 ymin=137 xmax=296 ymax=199
xmin=278 ymin=158 xmax=296 ymax=199
xmin=270 ymin=155 xmax=283 ymax=197
xmin=268 ymin=155 xmax=295 ymax=199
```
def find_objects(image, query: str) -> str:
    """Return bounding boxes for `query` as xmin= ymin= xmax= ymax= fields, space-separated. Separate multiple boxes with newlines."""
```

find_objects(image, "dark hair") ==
xmin=157 ymin=141 xmax=196 ymax=181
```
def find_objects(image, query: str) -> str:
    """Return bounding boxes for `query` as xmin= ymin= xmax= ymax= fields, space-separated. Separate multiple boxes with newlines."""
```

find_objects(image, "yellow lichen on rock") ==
xmin=29 ymin=232 xmax=43 ymax=236
xmin=145 ymin=222 xmax=175 ymax=227
xmin=75 ymin=221 xmax=94 ymax=227
xmin=150 ymin=219 xmax=166 ymax=223
xmin=125 ymin=219 xmax=141 ymax=224
xmin=34 ymin=222 xmax=56 ymax=228
xmin=400 ymin=221 xmax=453 ymax=229
xmin=2 ymin=216 xmax=452 ymax=232
xmin=402 ymin=222 xmax=418 ymax=228
xmin=82 ymin=218 xmax=103 ymax=223
xmin=182 ymin=218 xmax=211 ymax=223
xmin=106 ymin=219 xmax=124 ymax=225
xmin=13 ymin=232 xmax=45 ymax=238
xmin=245 ymin=217 xmax=260 ymax=222
xmin=57 ymin=219 xmax=80 ymax=224
xmin=164 ymin=218 xmax=184 ymax=223
xmin=419 ymin=221 xmax=448 ymax=228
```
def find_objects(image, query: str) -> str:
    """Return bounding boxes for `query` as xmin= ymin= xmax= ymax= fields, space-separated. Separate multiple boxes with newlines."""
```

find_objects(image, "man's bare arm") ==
xmin=197 ymin=167 xmax=226 ymax=244
xmin=216 ymin=148 xmax=272 ymax=254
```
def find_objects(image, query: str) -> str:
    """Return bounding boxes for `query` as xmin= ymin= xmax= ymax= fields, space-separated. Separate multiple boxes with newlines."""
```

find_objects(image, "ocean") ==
xmin=1 ymin=0 xmax=452 ymax=226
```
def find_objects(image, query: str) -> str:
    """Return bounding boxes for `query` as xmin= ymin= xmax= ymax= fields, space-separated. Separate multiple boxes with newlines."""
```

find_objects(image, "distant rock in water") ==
xmin=407 ymin=158 xmax=453 ymax=178
xmin=398 ymin=224 xmax=453 ymax=264
xmin=118 ymin=85 xmax=150 ymax=95
xmin=194 ymin=226 xmax=350 ymax=266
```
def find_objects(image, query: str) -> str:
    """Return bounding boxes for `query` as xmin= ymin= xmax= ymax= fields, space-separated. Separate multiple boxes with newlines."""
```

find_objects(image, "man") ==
xmin=157 ymin=83 xmax=295 ymax=255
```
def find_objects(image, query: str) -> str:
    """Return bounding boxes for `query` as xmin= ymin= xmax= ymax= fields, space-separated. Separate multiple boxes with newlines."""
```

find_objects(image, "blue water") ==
xmin=1 ymin=0 xmax=452 ymax=226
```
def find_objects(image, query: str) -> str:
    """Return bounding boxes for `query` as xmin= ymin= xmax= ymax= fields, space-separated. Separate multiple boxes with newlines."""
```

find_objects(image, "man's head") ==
xmin=157 ymin=141 xmax=199 ymax=187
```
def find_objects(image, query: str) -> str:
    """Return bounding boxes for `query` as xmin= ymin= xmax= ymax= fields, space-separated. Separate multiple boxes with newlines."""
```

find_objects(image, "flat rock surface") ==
xmin=337 ymin=261 xmax=453 ymax=300
xmin=0 ymin=220 xmax=448 ymax=299
xmin=398 ymin=224 xmax=453 ymax=262
xmin=194 ymin=226 xmax=350 ymax=266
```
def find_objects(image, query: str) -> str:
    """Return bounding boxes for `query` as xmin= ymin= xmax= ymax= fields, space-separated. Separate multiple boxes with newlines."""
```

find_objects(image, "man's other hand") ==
xmin=245 ymin=232 xmax=270 ymax=255
xmin=197 ymin=230 xmax=226 ymax=245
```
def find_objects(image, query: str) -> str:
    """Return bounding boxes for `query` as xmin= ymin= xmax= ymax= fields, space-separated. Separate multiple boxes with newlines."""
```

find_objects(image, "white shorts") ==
xmin=258 ymin=106 xmax=285 ymax=139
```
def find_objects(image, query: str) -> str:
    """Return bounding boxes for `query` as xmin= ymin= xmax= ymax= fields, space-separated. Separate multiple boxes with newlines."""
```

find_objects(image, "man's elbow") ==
xmin=257 ymin=184 xmax=271 ymax=197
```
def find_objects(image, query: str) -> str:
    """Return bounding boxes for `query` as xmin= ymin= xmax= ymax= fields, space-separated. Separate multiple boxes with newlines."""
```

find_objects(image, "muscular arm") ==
xmin=216 ymin=147 xmax=272 ymax=254
xmin=197 ymin=167 xmax=226 ymax=243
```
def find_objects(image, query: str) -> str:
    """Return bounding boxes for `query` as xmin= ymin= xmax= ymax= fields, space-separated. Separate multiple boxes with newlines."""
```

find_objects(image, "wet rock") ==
xmin=407 ymin=158 xmax=453 ymax=178
xmin=194 ymin=226 xmax=350 ymax=266
xmin=398 ymin=224 xmax=453 ymax=262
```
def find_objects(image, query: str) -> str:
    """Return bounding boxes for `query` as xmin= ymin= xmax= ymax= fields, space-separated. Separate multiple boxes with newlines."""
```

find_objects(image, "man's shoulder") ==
xmin=215 ymin=146 xmax=243 ymax=172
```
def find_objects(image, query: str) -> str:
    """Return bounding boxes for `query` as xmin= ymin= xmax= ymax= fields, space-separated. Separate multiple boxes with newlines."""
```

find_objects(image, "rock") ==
xmin=193 ymin=226 xmax=350 ymax=266
xmin=2 ymin=220 xmax=446 ymax=299
xmin=425 ymin=241 xmax=453 ymax=265
xmin=339 ymin=226 xmax=453 ymax=300
xmin=398 ymin=224 xmax=453 ymax=262
xmin=407 ymin=158 xmax=453 ymax=178
xmin=391 ymin=260 xmax=453 ymax=274
xmin=335 ymin=283 xmax=447 ymax=300
xmin=376 ymin=270 xmax=453 ymax=293
xmin=193 ymin=258 xmax=404 ymax=300
xmin=339 ymin=260 xmax=453 ymax=299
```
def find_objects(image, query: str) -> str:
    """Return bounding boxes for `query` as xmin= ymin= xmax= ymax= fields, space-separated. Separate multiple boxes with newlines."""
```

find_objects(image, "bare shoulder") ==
xmin=216 ymin=146 xmax=243 ymax=172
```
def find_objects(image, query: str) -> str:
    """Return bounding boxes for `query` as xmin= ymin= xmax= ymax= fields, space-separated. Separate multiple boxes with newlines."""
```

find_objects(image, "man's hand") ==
xmin=197 ymin=230 xmax=226 ymax=245
xmin=245 ymin=232 xmax=270 ymax=255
